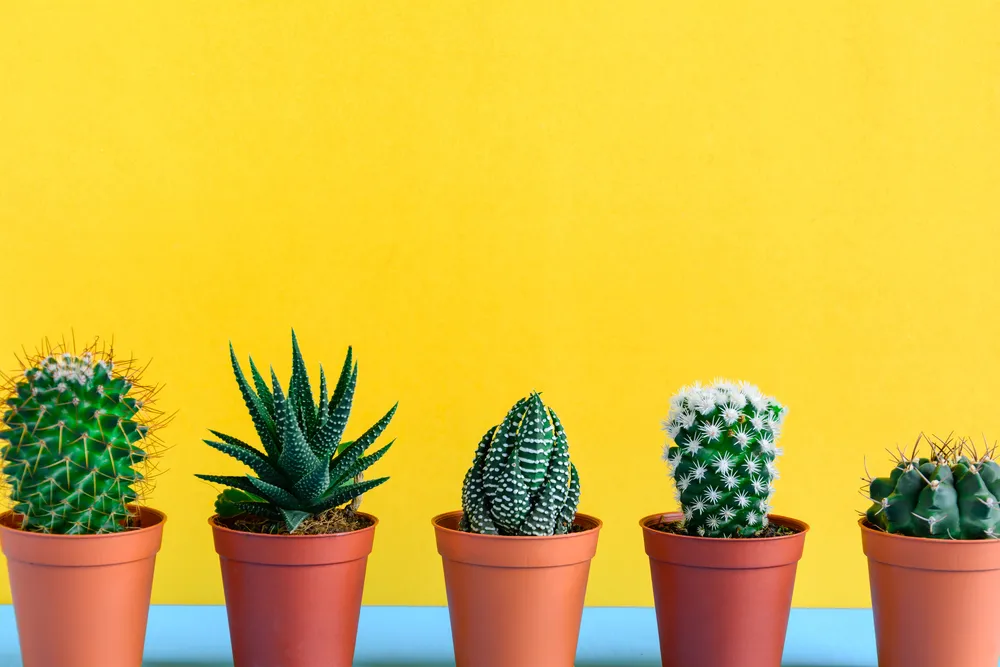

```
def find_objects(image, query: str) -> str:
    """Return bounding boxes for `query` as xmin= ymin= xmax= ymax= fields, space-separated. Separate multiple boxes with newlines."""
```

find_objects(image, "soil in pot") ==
xmin=216 ymin=506 xmax=374 ymax=535
xmin=648 ymin=517 xmax=797 ymax=538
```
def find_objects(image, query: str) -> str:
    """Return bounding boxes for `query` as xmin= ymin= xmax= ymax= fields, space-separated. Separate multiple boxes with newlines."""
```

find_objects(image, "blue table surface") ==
xmin=0 ymin=605 xmax=911 ymax=666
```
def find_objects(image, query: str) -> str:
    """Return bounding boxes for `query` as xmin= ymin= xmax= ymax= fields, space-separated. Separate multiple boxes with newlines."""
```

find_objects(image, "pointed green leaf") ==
xmin=292 ymin=461 xmax=332 ymax=505
xmin=556 ymin=462 xmax=581 ymax=534
xmin=214 ymin=488 xmax=267 ymax=517
xmin=289 ymin=330 xmax=318 ymax=439
xmin=232 ymin=501 xmax=281 ymax=520
xmin=316 ymin=365 xmax=329 ymax=432
xmin=331 ymin=440 xmax=394 ymax=487
xmin=230 ymin=343 xmax=279 ymax=458
xmin=280 ymin=508 xmax=311 ymax=533
xmin=309 ymin=476 xmax=389 ymax=514
xmin=314 ymin=363 xmax=357 ymax=458
xmin=202 ymin=434 xmax=284 ymax=486
xmin=272 ymin=368 xmax=320 ymax=478
xmin=328 ymin=347 xmax=354 ymax=417
xmin=247 ymin=476 xmax=303 ymax=509
xmin=248 ymin=357 xmax=275 ymax=420
xmin=196 ymin=473 xmax=265 ymax=497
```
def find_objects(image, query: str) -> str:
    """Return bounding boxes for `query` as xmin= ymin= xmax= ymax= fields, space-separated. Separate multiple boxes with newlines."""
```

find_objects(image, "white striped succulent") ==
xmin=460 ymin=392 xmax=580 ymax=536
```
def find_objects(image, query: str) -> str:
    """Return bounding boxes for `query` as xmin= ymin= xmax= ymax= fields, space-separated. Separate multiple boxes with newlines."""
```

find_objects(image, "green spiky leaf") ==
xmin=230 ymin=343 xmax=279 ymax=458
xmin=272 ymin=369 xmax=320 ymax=478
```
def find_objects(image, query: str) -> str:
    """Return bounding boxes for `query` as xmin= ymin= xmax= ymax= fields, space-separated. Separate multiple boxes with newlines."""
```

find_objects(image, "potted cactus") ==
xmin=432 ymin=392 xmax=601 ymax=667
xmin=0 ymin=340 xmax=168 ymax=667
xmin=860 ymin=433 xmax=1000 ymax=667
xmin=640 ymin=379 xmax=808 ymax=667
xmin=196 ymin=331 xmax=397 ymax=667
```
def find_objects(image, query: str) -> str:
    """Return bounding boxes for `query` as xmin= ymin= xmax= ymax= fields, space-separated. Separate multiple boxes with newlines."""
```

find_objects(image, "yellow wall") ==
xmin=2 ymin=2 xmax=999 ymax=608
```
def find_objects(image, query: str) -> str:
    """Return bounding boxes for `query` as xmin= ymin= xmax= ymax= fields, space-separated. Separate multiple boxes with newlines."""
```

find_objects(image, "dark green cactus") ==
xmin=864 ymin=434 xmax=1000 ymax=539
xmin=0 ymin=343 xmax=162 ymax=534
xmin=459 ymin=392 xmax=580 ymax=536
xmin=662 ymin=379 xmax=787 ymax=538
xmin=197 ymin=331 xmax=397 ymax=533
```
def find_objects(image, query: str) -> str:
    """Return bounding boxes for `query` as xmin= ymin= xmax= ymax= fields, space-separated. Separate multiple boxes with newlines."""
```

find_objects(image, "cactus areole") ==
xmin=459 ymin=392 xmax=581 ymax=536
xmin=865 ymin=434 xmax=1000 ymax=540
xmin=0 ymin=343 xmax=162 ymax=535
xmin=662 ymin=379 xmax=788 ymax=538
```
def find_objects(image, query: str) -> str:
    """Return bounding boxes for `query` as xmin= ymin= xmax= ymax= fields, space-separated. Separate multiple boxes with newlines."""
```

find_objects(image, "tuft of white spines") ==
xmin=29 ymin=352 xmax=111 ymax=387
xmin=661 ymin=379 xmax=786 ymax=468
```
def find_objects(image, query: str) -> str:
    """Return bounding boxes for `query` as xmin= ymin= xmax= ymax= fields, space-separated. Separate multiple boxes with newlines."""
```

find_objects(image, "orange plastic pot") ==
xmin=433 ymin=510 xmax=601 ymax=667
xmin=641 ymin=512 xmax=808 ymax=667
xmin=860 ymin=517 xmax=1000 ymax=667
xmin=0 ymin=506 xmax=165 ymax=667
xmin=210 ymin=512 xmax=378 ymax=667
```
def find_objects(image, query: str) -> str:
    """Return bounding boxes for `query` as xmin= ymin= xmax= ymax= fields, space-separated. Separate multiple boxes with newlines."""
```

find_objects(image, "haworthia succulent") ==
xmin=459 ymin=392 xmax=581 ymax=536
xmin=196 ymin=330 xmax=397 ymax=533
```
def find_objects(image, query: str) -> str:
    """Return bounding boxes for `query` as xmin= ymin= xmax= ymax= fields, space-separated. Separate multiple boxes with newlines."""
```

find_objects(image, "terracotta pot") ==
xmin=210 ymin=512 xmax=378 ymax=667
xmin=432 ymin=510 xmax=601 ymax=667
xmin=640 ymin=512 xmax=808 ymax=667
xmin=860 ymin=517 xmax=1000 ymax=667
xmin=0 ymin=506 xmax=165 ymax=667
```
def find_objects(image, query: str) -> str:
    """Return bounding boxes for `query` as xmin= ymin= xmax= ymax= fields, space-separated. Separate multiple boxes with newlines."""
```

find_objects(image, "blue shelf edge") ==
xmin=0 ymin=605 xmax=878 ymax=666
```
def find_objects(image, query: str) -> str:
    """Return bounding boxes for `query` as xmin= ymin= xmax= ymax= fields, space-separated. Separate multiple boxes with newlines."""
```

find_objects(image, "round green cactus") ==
xmin=662 ymin=379 xmax=787 ymax=538
xmin=459 ymin=392 xmax=580 ymax=536
xmin=865 ymin=434 xmax=1000 ymax=539
xmin=0 ymin=342 xmax=163 ymax=534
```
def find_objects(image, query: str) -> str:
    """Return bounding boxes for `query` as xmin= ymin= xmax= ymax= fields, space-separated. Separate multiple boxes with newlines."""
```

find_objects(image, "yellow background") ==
xmin=1 ymin=2 xmax=999 ymax=608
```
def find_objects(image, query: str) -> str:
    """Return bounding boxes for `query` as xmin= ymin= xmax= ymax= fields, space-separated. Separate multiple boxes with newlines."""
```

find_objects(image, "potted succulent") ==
xmin=640 ymin=379 xmax=809 ymax=667
xmin=432 ymin=392 xmax=601 ymax=667
xmin=196 ymin=331 xmax=397 ymax=667
xmin=0 ymin=339 xmax=168 ymax=667
xmin=860 ymin=433 xmax=1000 ymax=667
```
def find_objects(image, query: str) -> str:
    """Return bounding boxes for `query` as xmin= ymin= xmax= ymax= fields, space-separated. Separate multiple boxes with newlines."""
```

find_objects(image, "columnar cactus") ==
xmin=460 ymin=392 xmax=580 ymax=536
xmin=865 ymin=434 xmax=1000 ymax=539
xmin=662 ymin=379 xmax=787 ymax=538
xmin=0 ymin=342 xmax=163 ymax=534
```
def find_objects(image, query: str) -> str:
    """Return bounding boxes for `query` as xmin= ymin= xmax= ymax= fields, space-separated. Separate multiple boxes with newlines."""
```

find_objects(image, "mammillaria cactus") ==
xmin=197 ymin=331 xmax=397 ymax=534
xmin=864 ymin=433 xmax=1000 ymax=539
xmin=662 ymin=379 xmax=787 ymax=538
xmin=460 ymin=392 xmax=580 ymax=536
xmin=0 ymin=340 xmax=164 ymax=534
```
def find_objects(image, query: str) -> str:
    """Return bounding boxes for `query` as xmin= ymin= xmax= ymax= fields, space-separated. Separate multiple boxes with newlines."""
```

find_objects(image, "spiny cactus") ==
xmin=197 ymin=331 xmax=397 ymax=533
xmin=0 ymin=340 xmax=164 ymax=534
xmin=459 ymin=392 xmax=580 ymax=536
xmin=864 ymin=433 xmax=1000 ymax=539
xmin=662 ymin=379 xmax=787 ymax=538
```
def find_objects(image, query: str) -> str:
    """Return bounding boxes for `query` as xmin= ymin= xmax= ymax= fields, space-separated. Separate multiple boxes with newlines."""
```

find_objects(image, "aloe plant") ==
xmin=196 ymin=331 xmax=396 ymax=533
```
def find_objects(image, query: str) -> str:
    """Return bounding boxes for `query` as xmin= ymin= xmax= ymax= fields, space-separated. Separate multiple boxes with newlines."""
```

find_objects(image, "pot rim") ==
xmin=431 ymin=509 xmax=602 ymax=539
xmin=208 ymin=511 xmax=379 ymax=538
xmin=640 ymin=511 xmax=810 ymax=542
xmin=0 ymin=505 xmax=166 ymax=540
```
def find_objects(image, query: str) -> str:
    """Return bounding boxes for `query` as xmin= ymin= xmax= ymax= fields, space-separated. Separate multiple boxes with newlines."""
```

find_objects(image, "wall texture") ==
xmin=1 ymin=1 xmax=999 ymax=607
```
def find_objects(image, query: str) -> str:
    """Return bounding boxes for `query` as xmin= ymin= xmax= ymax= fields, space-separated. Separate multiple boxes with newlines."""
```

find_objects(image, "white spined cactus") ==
xmin=662 ymin=379 xmax=787 ymax=537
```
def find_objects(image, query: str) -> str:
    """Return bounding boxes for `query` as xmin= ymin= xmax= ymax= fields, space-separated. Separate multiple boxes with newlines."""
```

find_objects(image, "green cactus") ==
xmin=0 ymin=342 xmax=163 ymax=534
xmin=197 ymin=331 xmax=397 ymax=534
xmin=662 ymin=379 xmax=787 ymax=538
xmin=459 ymin=392 xmax=580 ymax=536
xmin=864 ymin=434 xmax=1000 ymax=539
